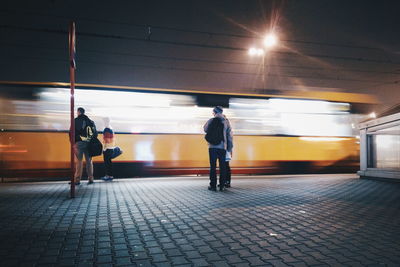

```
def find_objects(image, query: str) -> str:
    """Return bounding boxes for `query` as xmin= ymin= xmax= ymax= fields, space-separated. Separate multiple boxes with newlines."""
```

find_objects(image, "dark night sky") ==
xmin=1 ymin=0 xmax=400 ymax=112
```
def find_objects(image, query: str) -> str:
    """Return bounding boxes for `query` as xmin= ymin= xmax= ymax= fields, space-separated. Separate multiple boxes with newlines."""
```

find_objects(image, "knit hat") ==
xmin=213 ymin=106 xmax=223 ymax=114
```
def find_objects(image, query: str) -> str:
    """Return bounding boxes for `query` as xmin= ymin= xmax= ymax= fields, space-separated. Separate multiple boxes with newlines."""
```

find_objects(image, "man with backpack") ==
xmin=72 ymin=107 xmax=97 ymax=185
xmin=204 ymin=106 xmax=233 ymax=191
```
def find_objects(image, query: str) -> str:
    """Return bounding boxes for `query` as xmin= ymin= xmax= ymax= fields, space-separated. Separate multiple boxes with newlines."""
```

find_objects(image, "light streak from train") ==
xmin=0 ymin=87 xmax=364 ymax=138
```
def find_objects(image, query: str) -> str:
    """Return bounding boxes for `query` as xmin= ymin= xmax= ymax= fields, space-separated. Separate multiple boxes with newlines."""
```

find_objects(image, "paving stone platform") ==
xmin=0 ymin=174 xmax=399 ymax=266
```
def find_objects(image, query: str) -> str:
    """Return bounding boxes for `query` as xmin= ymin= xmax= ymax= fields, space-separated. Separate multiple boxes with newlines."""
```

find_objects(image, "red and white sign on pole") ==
xmin=69 ymin=22 xmax=76 ymax=198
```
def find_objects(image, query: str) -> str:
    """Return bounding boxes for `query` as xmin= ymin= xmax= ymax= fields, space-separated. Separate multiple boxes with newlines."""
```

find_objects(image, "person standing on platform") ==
xmin=224 ymin=114 xmax=233 ymax=188
xmin=101 ymin=117 xmax=115 ymax=181
xmin=72 ymin=107 xmax=96 ymax=185
xmin=204 ymin=106 xmax=233 ymax=191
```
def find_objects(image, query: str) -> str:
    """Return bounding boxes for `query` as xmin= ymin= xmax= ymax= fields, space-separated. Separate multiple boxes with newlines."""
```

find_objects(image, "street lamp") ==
xmin=248 ymin=46 xmax=266 ymax=86
xmin=248 ymin=47 xmax=265 ymax=57
xmin=248 ymin=32 xmax=278 ymax=87
xmin=248 ymin=33 xmax=278 ymax=57
xmin=263 ymin=33 xmax=278 ymax=48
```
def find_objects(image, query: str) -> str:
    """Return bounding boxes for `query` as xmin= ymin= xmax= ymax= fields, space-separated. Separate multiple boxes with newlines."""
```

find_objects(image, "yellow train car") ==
xmin=0 ymin=81 xmax=377 ymax=179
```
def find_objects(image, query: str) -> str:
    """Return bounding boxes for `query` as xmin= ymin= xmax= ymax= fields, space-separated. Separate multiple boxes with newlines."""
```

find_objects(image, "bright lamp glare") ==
xmin=264 ymin=34 xmax=277 ymax=47
xmin=248 ymin=47 xmax=257 ymax=56
xmin=248 ymin=47 xmax=264 ymax=56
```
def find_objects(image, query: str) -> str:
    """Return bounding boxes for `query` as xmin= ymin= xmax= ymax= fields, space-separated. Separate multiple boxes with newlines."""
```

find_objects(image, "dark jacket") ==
xmin=203 ymin=113 xmax=233 ymax=152
xmin=71 ymin=115 xmax=97 ymax=143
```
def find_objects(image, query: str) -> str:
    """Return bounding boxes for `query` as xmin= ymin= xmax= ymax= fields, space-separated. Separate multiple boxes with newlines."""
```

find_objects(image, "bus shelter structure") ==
xmin=358 ymin=111 xmax=400 ymax=181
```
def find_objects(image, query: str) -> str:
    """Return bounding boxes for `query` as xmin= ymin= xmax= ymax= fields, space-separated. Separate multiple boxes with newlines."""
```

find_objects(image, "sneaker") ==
xmin=102 ymin=176 xmax=113 ymax=181
xmin=225 ymin=183 xmax=231 ymax=188
xmin=218 ymin=185 xmax=225 ymax=191
xmin=208 ymin=186 xmax=217 ymax=191
xmin=87 ymin=180 xmax=94 ymax=185
xmin=68 ymin=181 xmax=81 ymax=185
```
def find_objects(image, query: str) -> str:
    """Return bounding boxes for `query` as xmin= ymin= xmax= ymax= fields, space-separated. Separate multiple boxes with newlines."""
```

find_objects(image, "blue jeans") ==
xmin=208 ymin=148 xmax=227 ymax=188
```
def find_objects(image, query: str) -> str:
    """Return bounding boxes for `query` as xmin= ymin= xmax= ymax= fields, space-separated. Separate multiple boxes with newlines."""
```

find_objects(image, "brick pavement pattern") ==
xmin=0 ymin=174 xmax=399 ymax=266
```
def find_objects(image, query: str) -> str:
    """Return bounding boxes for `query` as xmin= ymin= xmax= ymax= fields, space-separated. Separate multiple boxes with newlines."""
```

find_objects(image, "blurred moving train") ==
xmin=0 ymin=81 xmax=378 ymax=179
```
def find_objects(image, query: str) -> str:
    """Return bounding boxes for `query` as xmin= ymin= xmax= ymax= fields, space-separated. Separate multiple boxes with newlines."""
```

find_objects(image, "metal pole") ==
xmin=262 ymin=54 xmax=265 ymax=88
xmin=69 ymin=22 xmax=76 ymax=198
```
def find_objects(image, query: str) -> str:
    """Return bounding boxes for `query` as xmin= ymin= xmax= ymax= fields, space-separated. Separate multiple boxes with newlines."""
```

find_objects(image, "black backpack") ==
xmin=86 ymin=120 xmax=102 ymax=157
xmin=80 ymin=119 xmax=98 ymax=141
xmin=205 ymin=117 xmax=224 ymax=145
